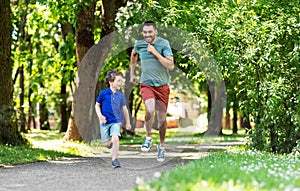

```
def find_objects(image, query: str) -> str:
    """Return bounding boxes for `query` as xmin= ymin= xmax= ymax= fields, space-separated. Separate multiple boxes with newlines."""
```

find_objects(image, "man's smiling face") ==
xmin=143 ymin=25 xmax=157 ymax=44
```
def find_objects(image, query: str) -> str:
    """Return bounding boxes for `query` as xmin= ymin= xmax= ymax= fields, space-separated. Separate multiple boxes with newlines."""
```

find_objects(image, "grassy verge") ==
xmin=0 ymin=129 xmax=104 ymax=166
xmin=134 ymin=150 xmax=300 ymax=191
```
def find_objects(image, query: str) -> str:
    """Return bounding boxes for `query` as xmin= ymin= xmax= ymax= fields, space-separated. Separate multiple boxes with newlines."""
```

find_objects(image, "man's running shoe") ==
xmin=156 ymin=144 xmax=165 ymax=162
xmin=141 ymin=137 xmax=152 ymax=152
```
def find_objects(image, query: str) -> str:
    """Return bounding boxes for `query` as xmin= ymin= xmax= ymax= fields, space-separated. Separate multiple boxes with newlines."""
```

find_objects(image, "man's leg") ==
xmin=144 ymin=98 xmax=155 ymax=137
xmin=156 ymin=110 xmax=167 ymax=162
xmin=156 ymin=110 xmax=167 ymax=148
xmin=141 ymin=98 xmax=155 ymax=152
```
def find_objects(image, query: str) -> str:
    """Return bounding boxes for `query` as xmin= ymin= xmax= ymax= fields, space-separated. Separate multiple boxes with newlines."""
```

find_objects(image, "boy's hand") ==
xmin=99 ymin=115 xmax=107 ymax=124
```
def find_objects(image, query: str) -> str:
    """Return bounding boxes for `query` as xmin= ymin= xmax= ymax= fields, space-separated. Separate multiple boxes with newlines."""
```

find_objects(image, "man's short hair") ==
xmin=143 ymin=21 xmax=156 ymax=30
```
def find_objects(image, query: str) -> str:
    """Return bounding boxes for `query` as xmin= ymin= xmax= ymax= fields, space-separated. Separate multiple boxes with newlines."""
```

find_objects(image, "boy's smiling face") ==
xmin=109 ymin=75 xmax=124 ymax=92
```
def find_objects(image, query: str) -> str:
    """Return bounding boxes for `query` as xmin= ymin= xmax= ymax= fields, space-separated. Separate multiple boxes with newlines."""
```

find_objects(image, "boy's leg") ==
xmin=103 ymin=140 xmax=112 ymax=148
xmin=100 ymin=123 xmax=112 ymax=148
xmin=110 ymin=123 xmax=121 ymax=161
xmin=111 ymin=135 xmax=119 ymax=160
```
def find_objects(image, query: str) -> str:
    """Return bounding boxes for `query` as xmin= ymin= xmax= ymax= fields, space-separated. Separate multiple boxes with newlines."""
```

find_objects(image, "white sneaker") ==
xmin=156 ymin=144 xmax=165 ymax=162
xmin=141 ymin=137 xmax=152 ymax=152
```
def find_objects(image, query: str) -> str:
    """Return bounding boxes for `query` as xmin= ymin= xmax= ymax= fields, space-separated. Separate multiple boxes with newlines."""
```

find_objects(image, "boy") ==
xmin=95 ymin=69 xmax=131 ymax=168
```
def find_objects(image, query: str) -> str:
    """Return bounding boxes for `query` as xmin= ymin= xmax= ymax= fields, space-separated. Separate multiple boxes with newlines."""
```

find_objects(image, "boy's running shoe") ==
xmin=112 ymin=159 xmax=121 ymax=168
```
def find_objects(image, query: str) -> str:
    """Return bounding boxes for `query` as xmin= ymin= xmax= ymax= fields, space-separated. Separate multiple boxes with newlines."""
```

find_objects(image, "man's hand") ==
xmin=125 ymin=123 xmax=131 ymax=130
xmin=147 ymin=44 xmax=157 ymax=55
xmin=130 ymin=74 xmax=138 ymax=84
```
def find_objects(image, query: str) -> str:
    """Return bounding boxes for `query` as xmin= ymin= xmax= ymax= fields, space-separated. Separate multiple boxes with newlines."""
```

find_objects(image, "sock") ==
xmin=146 ymin=137 xmax=152 ymax=140
xmin=159 ymin=144 xmax=165 ymax=149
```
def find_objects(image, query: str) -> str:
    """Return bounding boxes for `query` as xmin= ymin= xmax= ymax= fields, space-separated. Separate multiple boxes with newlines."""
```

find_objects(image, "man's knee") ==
xmin=145 ymin=111 xmax=154 ymax=121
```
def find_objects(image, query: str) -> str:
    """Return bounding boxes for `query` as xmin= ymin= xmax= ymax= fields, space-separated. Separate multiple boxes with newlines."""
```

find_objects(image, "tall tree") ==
xmin=65 ymin=0 xmax=127 ymax=141
xmin=0 ymin=0 xmax=26 ymax=145
xmin=59 ymin=22 xmax=75 ymax=133
xmin=16 ymin=0 xmax=29 ymax=132
xmin=64 ymin=0 xmax=97 ymax=141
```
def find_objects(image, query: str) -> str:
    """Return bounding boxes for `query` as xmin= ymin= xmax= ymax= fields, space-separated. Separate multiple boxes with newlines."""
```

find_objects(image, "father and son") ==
xmin=95 ymin=21 xmax=174 ymax=168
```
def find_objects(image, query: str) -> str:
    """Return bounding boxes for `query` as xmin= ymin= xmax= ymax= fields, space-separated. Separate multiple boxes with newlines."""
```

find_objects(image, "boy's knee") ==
xmin=111 ymin=135 xmax=119 ymax=143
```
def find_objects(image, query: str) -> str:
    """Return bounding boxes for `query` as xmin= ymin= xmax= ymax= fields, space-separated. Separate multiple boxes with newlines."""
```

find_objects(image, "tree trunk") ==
xmin=0 ymin=0 xmax=26 ymax=145
xmin=64 ymin=0 xmax=96 ymax=141
xmin=232 ymin=99 xmax=238 ymax=134
xmin=59 ymin=22 xmax=74 ymax=133
xmin=207 ymin=87 xmax=212 ymax=123
xmin=206 ymin=80 xmax=224 ymax=136
xmin=240 ymin=114 xmax=251 ymax=133
xmin=39 ymin=97 xmax=50 ymax=130
xmin=66 ymin=0 xmax=128 ymax=141
xmin=26 ymin=35 xmax=35 ymax=130
xmin=225 ymin=103 xmax=230 ymax=129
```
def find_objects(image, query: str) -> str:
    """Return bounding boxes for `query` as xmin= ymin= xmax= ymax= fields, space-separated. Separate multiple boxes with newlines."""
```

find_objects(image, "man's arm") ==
xmin=130 ymin=49 xmax=139 ymax=83
xmin=147 ymin=44 xmax=174 ymax=71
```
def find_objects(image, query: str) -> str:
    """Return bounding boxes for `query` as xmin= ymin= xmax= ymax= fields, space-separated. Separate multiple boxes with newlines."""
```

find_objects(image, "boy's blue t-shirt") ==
xmin=134 ymin=37 xmax=173 ymax=87
xmin=96 ymin=88 xmax=126 ymax=124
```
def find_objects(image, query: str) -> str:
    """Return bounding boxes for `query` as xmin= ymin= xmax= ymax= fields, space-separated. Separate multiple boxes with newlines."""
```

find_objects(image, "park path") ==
xmin=0 ymin=142 xmax=244 ymax=191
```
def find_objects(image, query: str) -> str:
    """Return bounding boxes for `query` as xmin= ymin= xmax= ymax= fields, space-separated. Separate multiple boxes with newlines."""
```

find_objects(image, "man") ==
xmin=130 ymin=21 xmax=174 ymax=162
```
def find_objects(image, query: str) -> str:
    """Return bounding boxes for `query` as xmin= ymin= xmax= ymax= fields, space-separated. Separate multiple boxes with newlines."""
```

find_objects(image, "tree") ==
xmin=65 ymin=0 xmax=128 ymax=141
xmin=0 ymin=0 xmax=26 ymax=145
xmin=63 ymin=0 xmax=97 ymax=141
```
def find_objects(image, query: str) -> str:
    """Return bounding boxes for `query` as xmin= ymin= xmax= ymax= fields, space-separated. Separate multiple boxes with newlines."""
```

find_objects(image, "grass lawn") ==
xmin=0 ymin=129 xmax=104 ymax=166
xmin=134 ymin=150 xmax=300 ymax=191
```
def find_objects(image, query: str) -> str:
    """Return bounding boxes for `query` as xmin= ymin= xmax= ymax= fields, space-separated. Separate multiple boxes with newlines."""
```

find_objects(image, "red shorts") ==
xmin=140 ymin=83 xmax=170 ymax=112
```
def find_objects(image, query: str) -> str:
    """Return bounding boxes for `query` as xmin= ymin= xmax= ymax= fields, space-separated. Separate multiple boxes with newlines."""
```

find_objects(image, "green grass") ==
xmin=0 ymin=129 xmax=104 ymax=166
xmin=134 ymin=151 xmax=300 ymax=191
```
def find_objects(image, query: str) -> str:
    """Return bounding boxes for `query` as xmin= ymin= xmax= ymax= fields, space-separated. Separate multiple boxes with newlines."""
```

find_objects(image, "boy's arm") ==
xmin=95 ymin=102 xmax=106 ymax=124
xmin=122 ymin=105 xmax=131 ymax=130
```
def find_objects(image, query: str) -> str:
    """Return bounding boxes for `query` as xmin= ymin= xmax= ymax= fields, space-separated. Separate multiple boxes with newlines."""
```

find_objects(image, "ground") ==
xmin=0 ymin=141 xmax=244 ymax=191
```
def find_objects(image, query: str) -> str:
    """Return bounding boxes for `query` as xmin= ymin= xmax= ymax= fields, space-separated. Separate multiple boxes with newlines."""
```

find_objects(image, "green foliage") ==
xmin=122 ymin=0 xmax=300 ymax=154
xmin=134 ymin=150 xmax=300 ymax=191
xmin=9 ymin=0 xmax=299 ymax=153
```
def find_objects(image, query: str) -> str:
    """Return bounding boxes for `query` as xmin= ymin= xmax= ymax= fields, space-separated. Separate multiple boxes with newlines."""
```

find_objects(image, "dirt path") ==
xmin=0 ymin=142 xmax=244 ymax=191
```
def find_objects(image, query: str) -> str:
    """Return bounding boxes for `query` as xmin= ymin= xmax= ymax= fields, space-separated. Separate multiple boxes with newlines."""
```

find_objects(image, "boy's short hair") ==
xmin=143 ymin=21 xmax=156 ymax=30
xmin=105 ymin=69 xmax=123 ymax=87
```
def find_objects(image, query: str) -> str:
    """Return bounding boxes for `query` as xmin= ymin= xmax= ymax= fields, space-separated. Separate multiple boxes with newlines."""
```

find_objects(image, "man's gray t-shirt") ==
xmin=134 ymin=37 xmax=173 ymax=87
